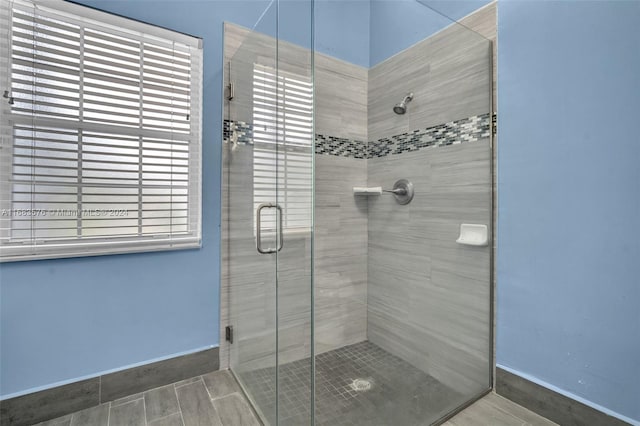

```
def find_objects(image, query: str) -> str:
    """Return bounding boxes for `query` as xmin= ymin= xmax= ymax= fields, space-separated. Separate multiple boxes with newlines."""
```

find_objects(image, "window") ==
xmin=252 ymin=64 xmax=313 ymax=234
xmin=0 ymin=0 xmax=203 ymax=261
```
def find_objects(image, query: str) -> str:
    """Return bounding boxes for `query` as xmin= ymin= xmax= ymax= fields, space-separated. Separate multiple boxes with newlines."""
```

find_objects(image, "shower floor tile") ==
xmin=238 ymin=340 xmax=463 ymax=426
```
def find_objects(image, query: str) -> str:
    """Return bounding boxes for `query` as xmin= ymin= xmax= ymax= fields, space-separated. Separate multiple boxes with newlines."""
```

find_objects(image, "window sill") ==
xmin=0 ymin=236 xmax=201 ymax=263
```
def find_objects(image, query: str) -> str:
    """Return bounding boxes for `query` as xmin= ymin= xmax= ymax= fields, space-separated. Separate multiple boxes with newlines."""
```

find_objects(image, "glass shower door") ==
xmin=223 ymin=1 xmax=315 ymax=424
xmin=223 ymin=10 xmax=279 ymax=425
xmin=273 ymin=2 xmax=315 ymax=423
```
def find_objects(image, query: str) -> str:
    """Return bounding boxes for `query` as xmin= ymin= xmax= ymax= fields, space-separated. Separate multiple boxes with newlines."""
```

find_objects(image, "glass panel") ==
xmin=224 ymin=1 xmax=316 ymax=424
xmin=313 ymin=1 xmax=493 ymax=425
xmin=275 ymin=1 xmax=315 ymax=425
xmin=224 ymin=3 xmax=280 ymax=425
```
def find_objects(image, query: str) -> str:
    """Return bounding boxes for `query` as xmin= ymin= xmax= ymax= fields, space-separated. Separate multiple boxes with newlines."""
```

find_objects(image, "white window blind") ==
xmin=252 ymin=64 xmax=313 ymax=233
xmin=0 ymin=0 xmax=203 ymax=261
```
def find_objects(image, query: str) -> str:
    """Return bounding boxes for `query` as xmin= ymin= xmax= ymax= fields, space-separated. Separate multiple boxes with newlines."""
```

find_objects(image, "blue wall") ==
xmin=0 ymin=0 xmax=371 ymax=399
xmin=497 ymin=1 xmax=640 ymax=423
xmin=0 ymin=0 xmax=269 ymax=399
xmin=278 ymin=0 xmax=371 ymax=67
xmin=370 ymin=0 xmax=491 ymax=66
xmin=315 ymin=0 xmax=370 ymax=67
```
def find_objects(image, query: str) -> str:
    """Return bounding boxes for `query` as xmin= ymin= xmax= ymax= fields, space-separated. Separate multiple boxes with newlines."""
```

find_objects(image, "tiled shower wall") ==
xmin=221 ymin=24 xmax=368 ymax=370
xmin=313 ymin=53 xmax=369 ymax=355
xmin=366 ymin=14 xmax=493 ymax=396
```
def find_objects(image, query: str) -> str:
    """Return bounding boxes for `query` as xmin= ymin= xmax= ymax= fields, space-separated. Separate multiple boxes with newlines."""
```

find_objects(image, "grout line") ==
xmin=210 ymin=391 xmax=240 ymax=402
xmin=201 ymin=375 xmax=216 ymax=401
xmin=174 ymin=375 xmax=203 ymax=389
xmin=147 ymin=410 xmax=181 ymax=424
xmin=142 ymin=392 xmax=148 ymax=426
xmin=172 ymin=383 xmax=186 ymax=426
xmin=111 ymin=394 xmax=145 ymax=408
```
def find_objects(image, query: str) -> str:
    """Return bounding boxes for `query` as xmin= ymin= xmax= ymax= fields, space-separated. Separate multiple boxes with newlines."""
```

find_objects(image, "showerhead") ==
xmin=393 ymin=92 xmax=414 ymax=115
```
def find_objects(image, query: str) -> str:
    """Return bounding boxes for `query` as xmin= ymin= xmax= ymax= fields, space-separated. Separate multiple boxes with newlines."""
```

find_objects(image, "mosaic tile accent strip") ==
xmin=223 ymin=119 xmax=253 ymax=145
xmin=368 ymin=113 xmax=491 ymax=158
xmin=224 ymin=119 xmax=366 ymax=159
xmin=315 ymin=134 xmax=367 ymax=159
xmin=224 ymin=113 xmax=490 ymax=159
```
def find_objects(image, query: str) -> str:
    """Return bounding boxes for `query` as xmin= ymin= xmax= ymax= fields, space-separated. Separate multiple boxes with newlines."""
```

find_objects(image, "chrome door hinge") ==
xmin=3 ymin=90 xmax=14 ymax=105
xmin=226 ymin=62 xmax=234 ymax=101
xmin=226 ymin=81 xmax=234 ymax=101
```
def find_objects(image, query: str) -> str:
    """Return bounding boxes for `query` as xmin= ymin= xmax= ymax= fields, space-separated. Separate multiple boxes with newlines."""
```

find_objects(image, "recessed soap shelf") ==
xmin=456 ymin=224 xmax=488 ymax=246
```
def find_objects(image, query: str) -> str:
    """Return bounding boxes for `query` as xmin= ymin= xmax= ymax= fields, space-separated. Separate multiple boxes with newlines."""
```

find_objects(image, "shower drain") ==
xmin=350 ymin=378 xmax=372 ymax=392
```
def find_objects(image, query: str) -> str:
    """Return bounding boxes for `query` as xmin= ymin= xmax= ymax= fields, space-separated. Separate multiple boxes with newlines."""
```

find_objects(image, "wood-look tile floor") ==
xmin=445 ymin=393 xmax=558 ymax=426
xmin=34 ymin=371 xmax=261 ymax=426
xmin=34 ymin=372 xmax=555 ymax=426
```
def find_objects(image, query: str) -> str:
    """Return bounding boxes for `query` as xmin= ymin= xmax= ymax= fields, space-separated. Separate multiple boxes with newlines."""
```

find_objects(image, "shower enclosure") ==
xmin=222 ymin=1 xmax=494 ymax=424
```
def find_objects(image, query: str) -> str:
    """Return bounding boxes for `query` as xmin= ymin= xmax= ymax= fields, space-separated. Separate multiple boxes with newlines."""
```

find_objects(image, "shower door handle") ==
xmin=256 ymin=203 xmax=284 ymax=254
